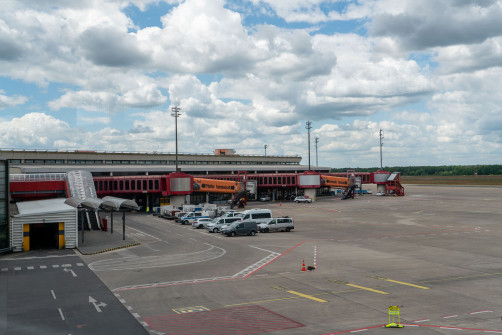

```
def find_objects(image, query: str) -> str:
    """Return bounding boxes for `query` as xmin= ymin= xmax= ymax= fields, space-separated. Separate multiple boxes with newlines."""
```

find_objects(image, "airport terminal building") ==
xmin=3 ymin=148 xmax=326 ymax=176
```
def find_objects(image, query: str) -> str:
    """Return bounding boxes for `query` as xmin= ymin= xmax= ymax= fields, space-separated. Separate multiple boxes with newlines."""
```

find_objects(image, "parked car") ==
xmin=206 ymin=217 xmax=242 ymax=233
xmin=259 ymin=195 xmax=271 ymax=202
xmin=192 ymin=218 xmax=213 ymax=229
xmin=376 ymin=192 xmax=385 ymax=196
xmin=294 ymin=196 xmax=312 ymax=203
xmin=258 ymin=217 xmax=294 ymax=233
xmin=221 ymin=221 xmax=258 ymax=237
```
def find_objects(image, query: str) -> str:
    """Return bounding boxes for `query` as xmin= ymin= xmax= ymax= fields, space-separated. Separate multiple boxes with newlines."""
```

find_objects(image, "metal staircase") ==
xmin=67 ymin=170 xmax=101 ymax=230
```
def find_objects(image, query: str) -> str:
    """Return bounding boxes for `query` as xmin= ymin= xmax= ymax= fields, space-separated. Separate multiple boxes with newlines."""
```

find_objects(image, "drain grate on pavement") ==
xmin=143 ymin=305 xmax=305 ymax=334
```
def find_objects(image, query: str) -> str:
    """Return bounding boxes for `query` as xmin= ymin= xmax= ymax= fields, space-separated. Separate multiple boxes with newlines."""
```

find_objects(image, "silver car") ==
xmin=294 ymin=196 xmax=312 ymax=203
xmin=192 ymin=218 xmax=213 ymax=229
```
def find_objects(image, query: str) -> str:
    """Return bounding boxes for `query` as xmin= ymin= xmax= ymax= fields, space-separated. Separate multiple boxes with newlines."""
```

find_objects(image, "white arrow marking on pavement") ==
xmin=63 ymin=267 xmax=77 ymax=277
xmin=89 ymin=296 xmax=107 ymax=312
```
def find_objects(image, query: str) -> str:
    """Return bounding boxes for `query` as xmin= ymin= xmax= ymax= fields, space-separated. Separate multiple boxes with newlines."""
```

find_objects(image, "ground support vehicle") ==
xmin=192 ymin=218 xmax=213 ymax=229
xmin=179 ymin=211 xmax=215 ymax=225
xmin=258 ymin=217 xmax=294 ymax=233
xmin=238 ymin=209 xmax=272 ymax=224
xmin=206 ymin=217 xmax=242 ymax=233
xmin=294 ymin=196 xmax=312 ymax=203
xmin=222 ymin=221 xmax=258 ymax=237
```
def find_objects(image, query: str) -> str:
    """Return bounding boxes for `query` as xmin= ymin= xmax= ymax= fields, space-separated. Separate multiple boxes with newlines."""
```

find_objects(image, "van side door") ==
xmin=268 ymin=219 xmax=277 ymax=232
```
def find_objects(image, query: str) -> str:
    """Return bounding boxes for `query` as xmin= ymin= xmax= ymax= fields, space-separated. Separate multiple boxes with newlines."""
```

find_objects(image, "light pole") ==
xmin=171 ymin=106 xmax=181 ymax=172
xmin=315 ymin=137 xmax=319 ymax=167
xmin=264 ymin=144 xmax=268 ymax=156
xmin=306 ymin=121 xmax=312 ymax=170
xmin=379 ymin=129 xmax=384 ymax=170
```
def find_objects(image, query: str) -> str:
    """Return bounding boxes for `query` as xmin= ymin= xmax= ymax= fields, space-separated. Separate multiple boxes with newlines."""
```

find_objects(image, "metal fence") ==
xmin=9 ymin=173 xmax=67 ymax=182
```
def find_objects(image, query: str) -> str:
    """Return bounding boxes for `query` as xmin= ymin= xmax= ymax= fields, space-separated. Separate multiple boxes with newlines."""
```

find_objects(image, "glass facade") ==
xmin=0 ymin=160 xmax=9 ymax=250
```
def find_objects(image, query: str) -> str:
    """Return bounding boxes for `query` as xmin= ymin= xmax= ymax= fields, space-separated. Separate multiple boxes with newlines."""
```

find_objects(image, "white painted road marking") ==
xmin=58 ymin=308 xmax=65 ymax=321
xmin=89 ymin=243 xmax=226 ymax=271
xmin=63 ymin=267 xmax=77 ymax=277
xmin=113 ymin=246 xmax=281 ymax=291
xmin=469 ymin=310 xmax=494 ymax=315
xmin=89 ymin=296 xmax=107 ymax=312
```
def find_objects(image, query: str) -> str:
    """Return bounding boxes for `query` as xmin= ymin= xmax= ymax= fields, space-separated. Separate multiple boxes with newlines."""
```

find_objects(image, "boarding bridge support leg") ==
xmin=170 ymin=195 xmax=185 ymax=207
xmin=304 ymin=188 xmax=317 ymax=202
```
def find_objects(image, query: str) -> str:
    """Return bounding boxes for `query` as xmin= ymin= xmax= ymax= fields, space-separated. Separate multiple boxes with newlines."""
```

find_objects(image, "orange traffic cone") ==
xmin=301 ymin=260 xmax=306 ymax=271
xmin=280 ymin=202 xmax=282 ymax=206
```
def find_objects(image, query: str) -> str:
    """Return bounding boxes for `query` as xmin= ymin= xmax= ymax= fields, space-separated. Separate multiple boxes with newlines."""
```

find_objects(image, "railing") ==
xmin=9 ymin=173 xmax=67 ymax=182
xmin=0 ymin=148 xmax=300 ymax=158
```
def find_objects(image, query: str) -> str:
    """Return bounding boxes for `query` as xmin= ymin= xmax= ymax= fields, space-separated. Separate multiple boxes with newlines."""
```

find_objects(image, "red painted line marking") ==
xmin=241 ymin=240 xmax=306 ymax=278
xmin=144 ymin=305 xmax=305 ymax=334
xmin=400 ymin=324 xmax=502 ymax=333
xmin=441 ymin=314 xmax=458 ymax=318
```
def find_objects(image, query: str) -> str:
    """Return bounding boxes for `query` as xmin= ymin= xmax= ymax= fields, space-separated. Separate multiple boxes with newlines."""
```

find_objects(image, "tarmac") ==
xmin=76 ymin=227 xmax=140 ymax=255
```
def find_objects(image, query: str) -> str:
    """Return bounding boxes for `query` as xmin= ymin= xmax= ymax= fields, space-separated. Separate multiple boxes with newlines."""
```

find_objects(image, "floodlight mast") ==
xmin=306 ymin=121 xmax=312 ymax=170
xmin=315 ymin=137 xmax=319 ymax=166
xmin=171 ymin=106 xmax=181 ymax=172
xmin=264 ymin=144 xmax=268 ymax=156
xmin=379 ymin=129 xmax=384 ymax=170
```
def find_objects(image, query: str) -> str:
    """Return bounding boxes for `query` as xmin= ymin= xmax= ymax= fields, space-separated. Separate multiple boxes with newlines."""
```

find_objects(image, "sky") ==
xmin=1 ymin=0 xmax=501 ymax=168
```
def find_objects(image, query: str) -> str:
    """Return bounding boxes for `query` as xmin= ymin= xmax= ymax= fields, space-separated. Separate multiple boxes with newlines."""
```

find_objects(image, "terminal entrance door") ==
xmin=29 ymin=222 xmax=60 ymax=250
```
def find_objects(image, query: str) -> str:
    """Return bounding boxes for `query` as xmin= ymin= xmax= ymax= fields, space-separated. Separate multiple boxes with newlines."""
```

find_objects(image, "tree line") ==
xmin=330 ymin=165 xmax=502 ymax=176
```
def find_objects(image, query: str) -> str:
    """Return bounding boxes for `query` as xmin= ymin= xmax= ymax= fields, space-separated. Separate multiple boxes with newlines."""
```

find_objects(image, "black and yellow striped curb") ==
xmin=78 ymin=242 xmax=141 ymax=255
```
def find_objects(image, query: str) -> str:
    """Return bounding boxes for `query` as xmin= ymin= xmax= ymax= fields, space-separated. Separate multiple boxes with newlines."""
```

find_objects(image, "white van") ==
xmin=258 ymin=217 xmax=294 ymax=233
xmin=238 ymin=209 xmax=272 ymax=224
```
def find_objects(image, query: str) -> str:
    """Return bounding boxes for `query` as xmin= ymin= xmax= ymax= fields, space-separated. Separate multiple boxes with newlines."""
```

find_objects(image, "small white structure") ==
xmin=11 ymin=198 xmax=78 ymax=252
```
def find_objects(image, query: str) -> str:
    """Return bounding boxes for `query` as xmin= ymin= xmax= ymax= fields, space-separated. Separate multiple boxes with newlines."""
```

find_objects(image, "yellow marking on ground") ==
xmin=223 ymin=287 xmax=371 ymax=307
xmin=287 ymin=290 xmax=327 ymax=302
xmin=382 ymin=278 xmax=430 ymax=290
xmin=345 ymin=284 xmax=389 ymax=295
xmin=173 ymin=306 xmax=210 ymax=314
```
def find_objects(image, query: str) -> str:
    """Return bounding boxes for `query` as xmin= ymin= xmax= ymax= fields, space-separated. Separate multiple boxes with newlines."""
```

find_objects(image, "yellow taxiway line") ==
xmin=345 ymin=284 xmax=389 ymax=295
xmin=286 ymin=290 xmax=328 ymax=302
xmin=383 ymin=278 xmax=430 ymax=289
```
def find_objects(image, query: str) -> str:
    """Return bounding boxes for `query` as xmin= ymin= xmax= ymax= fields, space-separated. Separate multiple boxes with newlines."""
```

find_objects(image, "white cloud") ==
xmin=0 ymin=0 xmax=501 ymax=167
xmin=0 ymin=91 xmax=28 ymax=109
xmin=0 ymin=113 xmax=75 ymax=148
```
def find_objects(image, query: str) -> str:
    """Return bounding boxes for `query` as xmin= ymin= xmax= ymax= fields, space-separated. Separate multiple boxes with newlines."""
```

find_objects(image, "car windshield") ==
xmin=211 ymin=218 xmax=220 ymax=223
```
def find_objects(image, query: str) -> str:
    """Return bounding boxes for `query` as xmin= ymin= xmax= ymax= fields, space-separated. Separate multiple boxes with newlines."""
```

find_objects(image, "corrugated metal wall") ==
xmin=10 ymin=209 xmax=78 ymax=252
